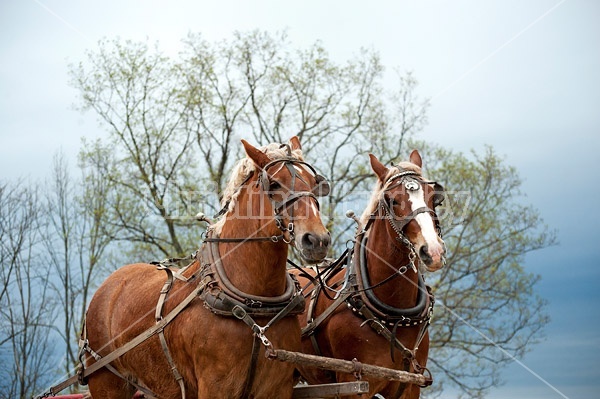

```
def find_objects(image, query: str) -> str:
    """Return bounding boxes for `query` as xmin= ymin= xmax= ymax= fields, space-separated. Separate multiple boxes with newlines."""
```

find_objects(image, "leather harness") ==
xmin=70 ymin=242 xmax=306 ymax=399
xmin=299 ymin=171 xmax=445 ymax=394
xmin=197 ymin=239 xmax=306 ymax=399
xmin=36 ymin=154 xmax=328 ymax=399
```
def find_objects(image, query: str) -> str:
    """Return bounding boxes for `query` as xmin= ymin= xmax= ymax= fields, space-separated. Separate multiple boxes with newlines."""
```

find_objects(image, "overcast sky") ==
xmin=1 ymin=1 xmax=599 ymax=398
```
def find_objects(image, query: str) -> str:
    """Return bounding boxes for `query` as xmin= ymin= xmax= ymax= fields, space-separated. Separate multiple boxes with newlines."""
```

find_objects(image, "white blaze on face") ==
xmin=310 ymin=201 xmax=319 ymax=217
xmin=407 ymin=185 xmax=444 ymax=259
xmin=295 ymin=165 xmax=320 ymax=218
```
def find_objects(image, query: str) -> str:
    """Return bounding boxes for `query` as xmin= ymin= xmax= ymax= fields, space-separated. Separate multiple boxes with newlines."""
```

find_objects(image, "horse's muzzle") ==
xmin=419 ymin=241 xmax=446 ymax=272
xmin=299 ymin=232 xmax=331 ymax=263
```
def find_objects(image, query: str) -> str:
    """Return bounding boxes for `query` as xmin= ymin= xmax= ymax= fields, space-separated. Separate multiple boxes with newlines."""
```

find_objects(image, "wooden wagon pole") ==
xmin=266 ymin=349 xmax=429 ymax=386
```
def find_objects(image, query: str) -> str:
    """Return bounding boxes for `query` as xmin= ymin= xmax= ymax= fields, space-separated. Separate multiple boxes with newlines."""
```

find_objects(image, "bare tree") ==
xmin=181 ymin=32 xmax=429 ymax=243
xmin=0 ymin=180 xmax=56 ymax=399
xmin=42 ymin=152 xmax=116 ymax=377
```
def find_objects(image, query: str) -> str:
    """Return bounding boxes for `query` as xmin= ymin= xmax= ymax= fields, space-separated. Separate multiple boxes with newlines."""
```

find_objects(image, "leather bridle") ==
xmin=375 ymin=170 xmax=444 ymax=250
xmin=207 ymin=156 xmax=330 ymax=244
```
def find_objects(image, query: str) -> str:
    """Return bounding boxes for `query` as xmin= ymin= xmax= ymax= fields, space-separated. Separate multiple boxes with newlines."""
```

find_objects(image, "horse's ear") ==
xmin=241 ymin=139 xmax=270 ymax=168
xmin=369 ymin=153 xmax=389 ymax=182
xmin=409 ymin=149 xmax=422 ymax=168
xmin=288 ymin=136 xmax=302 ymax=151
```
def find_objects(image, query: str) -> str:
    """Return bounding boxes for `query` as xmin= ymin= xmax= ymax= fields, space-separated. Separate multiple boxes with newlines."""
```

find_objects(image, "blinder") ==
xmin=260 ymin=169 xmax=273 ymax=193
xmin=432 ymin=182 xmax=445 ymax=208
xmin=313 ymin=174 xmax=330 ymax=197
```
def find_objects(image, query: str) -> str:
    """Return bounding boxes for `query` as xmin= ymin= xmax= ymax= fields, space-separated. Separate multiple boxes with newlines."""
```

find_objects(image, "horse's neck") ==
xmin=365 ymin=220 xmax=419 ymax=308
xmin=218 ymin=219 xmax=289 ymax=297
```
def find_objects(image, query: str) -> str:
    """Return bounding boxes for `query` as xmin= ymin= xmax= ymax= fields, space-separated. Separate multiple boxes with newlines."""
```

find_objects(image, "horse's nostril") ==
xmin=302 ymin=233 xmax=330 ymax=249
xmin=322 ymin=233 xmax=331 ymax=248
xmin=302 ymin=233 xmax=319 ymax=248
xmin=419 ymin=245 xmax=432 ymax=265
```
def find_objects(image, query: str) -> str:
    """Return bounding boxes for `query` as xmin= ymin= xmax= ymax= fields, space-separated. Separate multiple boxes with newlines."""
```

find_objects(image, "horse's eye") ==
xmin=269 ymin=181 xmax=282 ymax=191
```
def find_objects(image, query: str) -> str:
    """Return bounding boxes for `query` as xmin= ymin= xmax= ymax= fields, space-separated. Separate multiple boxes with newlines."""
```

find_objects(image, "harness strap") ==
xmin=104 ymin=362 xmax=159 ymax=399
xmin=301 ymin=287 xmax=353 ymax=337
xmin=302 ymin=288 xmax=352 ymax=360
xmin=230 ymin=293 xmax=305 ymax=398
xmin=155 ymin=266 xmax=174 ymax=321
xmin=155 ymin=266 xmax=186 ymax=399
xmin=241 ymin=334 xmax=262 ymax=398
xmin=390 ymin=358 xmax=412 ymax=399
xmin=357 ymin=234 xmax=430 ymax=321
xmin=352 ymin=302 xmax=414 ymax=361
xmin=273 ymin=191 xmax=319 ymax=215
xmin=204 ymin=241 xmax=298 ymax=306
xmin=203 ymin=235 xmax=284 ymax=243
xmin=350 ymin=299 xmax=432 ymax=389
xmin=158 ymin=332 xmax=185 ymax=396
xmin=81 ymin=312 xmax=177 ymax=399
xmin=230 ymin=305 xmax=269 ymax=399
xmin=38 ymin=277 xmax=210 ymax=399
xmin=300 ymin=262 xmax=355 ymax=360
xmin=289 ymin=248 xmax=349 ymax=302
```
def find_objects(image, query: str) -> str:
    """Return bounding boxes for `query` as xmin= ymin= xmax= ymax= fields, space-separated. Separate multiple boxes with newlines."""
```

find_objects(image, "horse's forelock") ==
xmin=212 ymin=143 xmax=304 ymax=233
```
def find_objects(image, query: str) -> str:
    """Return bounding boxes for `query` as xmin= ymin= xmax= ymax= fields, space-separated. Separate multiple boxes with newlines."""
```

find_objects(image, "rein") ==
xmin=203 ymin=234 xmax=284 ymax=243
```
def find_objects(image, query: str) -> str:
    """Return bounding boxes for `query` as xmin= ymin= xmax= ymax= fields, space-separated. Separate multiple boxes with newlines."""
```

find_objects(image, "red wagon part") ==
xmin=46 ymin=392 xmax=143 ymax=399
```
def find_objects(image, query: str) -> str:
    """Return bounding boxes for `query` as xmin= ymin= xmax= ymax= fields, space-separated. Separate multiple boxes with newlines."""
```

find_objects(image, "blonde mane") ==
xmin=360 ymin=161 xmax=422 ymax=224
xmin=212 ymin=143 xmax=304 ymax=233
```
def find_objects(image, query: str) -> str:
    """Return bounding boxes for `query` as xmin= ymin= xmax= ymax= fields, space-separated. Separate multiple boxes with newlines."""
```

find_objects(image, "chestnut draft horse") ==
xmin=293 ymin=150 xmax=446 ymax=399
xmin=82 ymin=137 xmax=331 ymax=399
